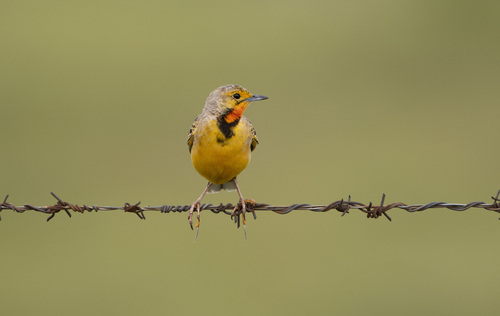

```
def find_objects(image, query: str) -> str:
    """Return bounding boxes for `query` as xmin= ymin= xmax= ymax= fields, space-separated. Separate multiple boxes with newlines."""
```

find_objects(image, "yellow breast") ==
xmin=191 ymin=117 xmax=253 ymax=185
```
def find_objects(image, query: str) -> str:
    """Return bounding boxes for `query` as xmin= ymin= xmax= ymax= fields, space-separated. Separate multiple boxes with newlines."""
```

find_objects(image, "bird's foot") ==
xmin=188 ymin=202 xmax=202 ymax=240
xmin=231 ymin=199 xmax=257 ymax=238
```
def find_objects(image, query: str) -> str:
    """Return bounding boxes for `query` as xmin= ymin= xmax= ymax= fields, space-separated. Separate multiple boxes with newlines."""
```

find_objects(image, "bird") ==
xmin=187 ymin=84 xmax=268 ymax=238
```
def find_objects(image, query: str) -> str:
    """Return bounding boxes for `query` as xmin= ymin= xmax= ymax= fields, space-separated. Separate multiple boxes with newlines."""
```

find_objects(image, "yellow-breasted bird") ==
xmin=187 ymin=84 xmax=268 ymax=237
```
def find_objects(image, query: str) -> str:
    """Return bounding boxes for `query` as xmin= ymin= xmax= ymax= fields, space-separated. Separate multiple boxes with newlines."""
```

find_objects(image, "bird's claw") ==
xmin=231 ymin=199 xmax=257 ymax=229
xmin=188 ymin=202 xmax=201 ymax=231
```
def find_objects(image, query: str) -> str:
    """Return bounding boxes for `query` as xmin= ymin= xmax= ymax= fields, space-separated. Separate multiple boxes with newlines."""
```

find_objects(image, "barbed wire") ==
xmin=1 ymin=190 xmax=499 ymax=227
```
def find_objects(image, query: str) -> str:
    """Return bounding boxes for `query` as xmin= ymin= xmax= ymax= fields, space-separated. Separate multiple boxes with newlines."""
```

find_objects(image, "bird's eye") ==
xmin=233 ymin=93 xmax=240 ymax=100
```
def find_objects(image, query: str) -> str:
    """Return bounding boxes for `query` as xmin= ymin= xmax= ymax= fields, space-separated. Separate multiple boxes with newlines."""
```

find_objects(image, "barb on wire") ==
xmin=1 ymin=190 xmax=500 ymax=224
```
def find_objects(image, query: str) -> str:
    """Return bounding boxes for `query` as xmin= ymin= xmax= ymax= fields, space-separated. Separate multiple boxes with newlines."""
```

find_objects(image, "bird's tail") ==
xmin=207 ymin=181 xmax=236 ymax=193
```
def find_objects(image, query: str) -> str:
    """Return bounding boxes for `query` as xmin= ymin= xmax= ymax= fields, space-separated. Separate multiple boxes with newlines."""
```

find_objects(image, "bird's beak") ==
xmin=245 ymin=95 xmax=268 ymax=102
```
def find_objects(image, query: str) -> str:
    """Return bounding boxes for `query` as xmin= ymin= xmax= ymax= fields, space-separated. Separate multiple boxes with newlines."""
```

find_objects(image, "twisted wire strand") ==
xmin=1 ymin=190 xmax=499 ymax=222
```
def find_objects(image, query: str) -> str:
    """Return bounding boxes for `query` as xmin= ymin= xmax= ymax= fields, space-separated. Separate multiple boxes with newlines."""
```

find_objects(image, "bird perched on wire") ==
xmin=187 ymin=84 xmax=268 ymax=238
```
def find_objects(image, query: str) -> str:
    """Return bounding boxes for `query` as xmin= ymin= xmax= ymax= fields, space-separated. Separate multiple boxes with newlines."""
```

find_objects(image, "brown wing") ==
xmin=187 ymin=116 xmax=199 ymax=153
xmin=250 ymin=125 xmax=259 ymax=152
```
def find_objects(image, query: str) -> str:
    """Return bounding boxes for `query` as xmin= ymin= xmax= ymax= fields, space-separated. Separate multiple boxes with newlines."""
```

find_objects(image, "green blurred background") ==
xmin=1 ymin=0 xmax=499 ymax=315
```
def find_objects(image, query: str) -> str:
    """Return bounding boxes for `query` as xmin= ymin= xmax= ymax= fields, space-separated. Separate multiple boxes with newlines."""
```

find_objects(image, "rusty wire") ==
xmin=1 ymin=190 xmax=499 ymax=225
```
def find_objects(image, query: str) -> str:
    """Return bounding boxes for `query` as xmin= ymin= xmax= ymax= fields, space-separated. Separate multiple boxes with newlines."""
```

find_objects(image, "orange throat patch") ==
xmin=224 ymin=102 xmax=248 ymax=123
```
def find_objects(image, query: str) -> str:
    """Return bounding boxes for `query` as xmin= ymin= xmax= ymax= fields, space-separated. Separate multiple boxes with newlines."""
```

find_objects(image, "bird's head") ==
xmin=204 ymin=84 xmax=268 ymax=122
